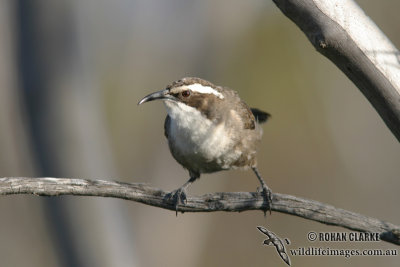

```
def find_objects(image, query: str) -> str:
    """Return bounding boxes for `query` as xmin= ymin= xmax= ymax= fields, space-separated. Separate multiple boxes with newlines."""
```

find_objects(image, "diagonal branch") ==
xmin=0 ymin=177 xmax=399 ymax=245
xmin=272 ymin=0 xmax=400 ymax=141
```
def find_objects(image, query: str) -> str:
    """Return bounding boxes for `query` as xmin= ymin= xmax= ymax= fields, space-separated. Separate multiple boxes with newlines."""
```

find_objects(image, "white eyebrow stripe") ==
xmin=187 ymin=83 xmax=224 ymax=99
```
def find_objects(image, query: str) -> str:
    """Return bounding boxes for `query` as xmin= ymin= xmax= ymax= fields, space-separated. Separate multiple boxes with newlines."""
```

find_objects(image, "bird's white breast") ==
xmin=164 ymin=100 xmax=240 ymax=170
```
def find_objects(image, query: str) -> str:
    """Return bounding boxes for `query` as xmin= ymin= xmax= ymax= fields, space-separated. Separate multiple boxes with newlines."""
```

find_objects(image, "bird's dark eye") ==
xmin=181 ymin=90 xmax=191 ymax=97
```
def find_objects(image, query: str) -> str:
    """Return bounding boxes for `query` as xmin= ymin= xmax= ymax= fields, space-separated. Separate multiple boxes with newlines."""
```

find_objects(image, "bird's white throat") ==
xmin=163 ymin=100 xmax=238 ymax=167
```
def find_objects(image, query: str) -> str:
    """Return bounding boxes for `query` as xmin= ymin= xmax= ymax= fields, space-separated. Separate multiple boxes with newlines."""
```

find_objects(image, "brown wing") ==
xmin=221 ymin=87 xmax=257 ymax=130
xmin=234 ymin=100 xmax=256 ymax=130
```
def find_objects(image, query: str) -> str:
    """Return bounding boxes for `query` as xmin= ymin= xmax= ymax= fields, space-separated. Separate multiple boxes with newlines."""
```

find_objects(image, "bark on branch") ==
xmin=273 ymin=0 xmax=400 ymax=141
xmin=1 ymin=177 xmax=399 ymax=245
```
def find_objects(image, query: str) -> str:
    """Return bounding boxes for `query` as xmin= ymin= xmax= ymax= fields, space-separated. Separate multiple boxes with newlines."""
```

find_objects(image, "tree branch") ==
xmin=1 ymin=177 xmax=399 ymax=245
xmin=273 ymin=0 xmax=400 ymax=141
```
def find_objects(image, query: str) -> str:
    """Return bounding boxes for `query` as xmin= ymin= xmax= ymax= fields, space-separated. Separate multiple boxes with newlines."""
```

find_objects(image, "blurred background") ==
xmin=0 ymin=0 xmax=399 ymax=266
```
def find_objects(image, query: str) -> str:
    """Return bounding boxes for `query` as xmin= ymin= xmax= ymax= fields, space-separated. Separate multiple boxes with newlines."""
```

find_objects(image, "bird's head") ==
xmin=138 ymin=77 xmax=225 ymax=119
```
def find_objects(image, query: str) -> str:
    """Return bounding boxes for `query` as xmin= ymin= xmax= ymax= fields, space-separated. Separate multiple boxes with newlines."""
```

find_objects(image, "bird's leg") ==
xmin=166 ymin=174 xmax=199 ymax=216
xmin=252 ymin=167 xmax=272 ymax=215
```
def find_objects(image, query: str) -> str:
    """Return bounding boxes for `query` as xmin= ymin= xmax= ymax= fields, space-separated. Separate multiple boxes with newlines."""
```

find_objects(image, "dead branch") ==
xmin=273 ymin=0 xmax=400 ymax=141
xmin=1 ymin=177 xmax=399 ymax=245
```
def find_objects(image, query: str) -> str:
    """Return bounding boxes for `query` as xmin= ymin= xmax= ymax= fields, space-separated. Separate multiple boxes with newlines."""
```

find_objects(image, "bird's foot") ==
xmin=257 ymin=185 xmax=273 ymax=216
xmin=166 ymin=187 xmax=187 ymax=216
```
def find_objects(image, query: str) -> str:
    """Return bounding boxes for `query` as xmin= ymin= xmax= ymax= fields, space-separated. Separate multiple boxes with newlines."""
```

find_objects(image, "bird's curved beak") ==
xmin=138 ymin=89 xmax=174 ymax=105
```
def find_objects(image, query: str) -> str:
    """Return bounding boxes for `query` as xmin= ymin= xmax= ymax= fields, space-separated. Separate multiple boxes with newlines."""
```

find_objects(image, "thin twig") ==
xmin=0 ymin=177 xmax=399 ymax=245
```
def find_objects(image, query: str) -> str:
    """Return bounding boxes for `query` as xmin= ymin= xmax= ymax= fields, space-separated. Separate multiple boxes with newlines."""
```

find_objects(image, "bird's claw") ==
xmin=166 ymin=188 xmax=187 ymax=216
xmin=258 ymin=186 xmax=273 ymax=215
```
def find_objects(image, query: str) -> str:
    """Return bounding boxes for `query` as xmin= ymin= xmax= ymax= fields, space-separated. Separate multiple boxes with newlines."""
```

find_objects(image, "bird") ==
xmin=138 ymin=77 xmax=272 ymax=214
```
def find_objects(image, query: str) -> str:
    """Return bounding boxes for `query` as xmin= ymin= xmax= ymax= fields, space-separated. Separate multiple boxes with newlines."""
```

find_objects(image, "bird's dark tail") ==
xmin=251 ymin=108 xmax=270 ymax=124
